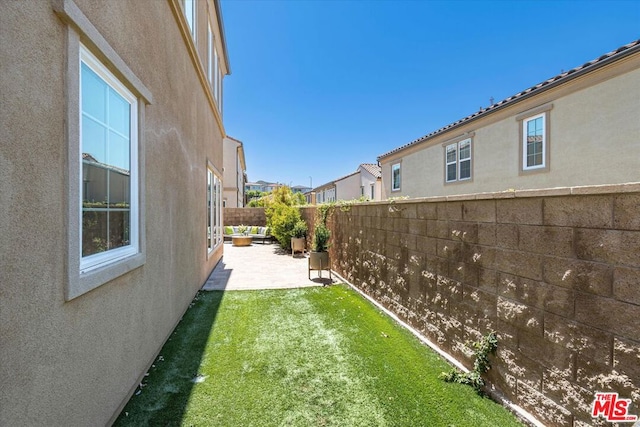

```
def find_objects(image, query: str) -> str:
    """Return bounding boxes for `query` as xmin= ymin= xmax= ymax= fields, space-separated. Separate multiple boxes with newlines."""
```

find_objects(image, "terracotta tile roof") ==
xmin=378 ymin=39 xmax=640 ymax=161
xmin=359 ymin=163 xmax=382 ymax=178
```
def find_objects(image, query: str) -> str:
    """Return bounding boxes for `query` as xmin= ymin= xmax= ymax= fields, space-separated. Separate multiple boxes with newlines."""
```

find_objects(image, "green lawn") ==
xmin=115 ymin=285 xmax=522 ymax=426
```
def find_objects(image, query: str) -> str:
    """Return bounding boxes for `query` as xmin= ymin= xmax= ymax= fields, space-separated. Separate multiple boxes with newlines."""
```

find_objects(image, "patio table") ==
xmin=231 ymin=235 xmax=252 ymax=246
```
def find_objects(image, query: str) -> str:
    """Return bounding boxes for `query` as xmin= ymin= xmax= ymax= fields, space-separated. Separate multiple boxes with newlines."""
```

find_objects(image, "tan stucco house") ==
xmin=312 ymin=163 xmax=383 ymax=204
xmin=315 ymin=183 xmax=337 ymax=204
xmin=1 ymin=0 xmax=230 ymax=424
xmin=379 ymin=40 xmax=640 ymax=199
xmin=333 ymin=163 xmax=383 ymax=201
xmin=223 ymin=135 xmax=247 ymax=207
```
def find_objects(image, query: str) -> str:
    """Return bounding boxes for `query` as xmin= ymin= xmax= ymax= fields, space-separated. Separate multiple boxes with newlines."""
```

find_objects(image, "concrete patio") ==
xmin=201 ymin=241 xmax=336 ymax=291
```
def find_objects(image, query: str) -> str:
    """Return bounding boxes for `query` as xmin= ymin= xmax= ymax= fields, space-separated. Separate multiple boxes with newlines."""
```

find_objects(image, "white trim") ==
xmin=207 ymin=165 xmax=223 ymax=256
xmin=522 ymin=113 xmax=546 ymax=170
xmin=184 ymin=0 xmax=196 ymax=39
xmin=445 ymin=143 xmax=457 ymax=183
xmin=458 ymin=138 xmax=472 ymax=181
xmin=207 ymin=20 xmax=213 ymax=84
xmin=79 ymin=45 xmax=139 ymax=273
xmin=213 ymin=48 xmax=220 ymax=106
xmin=445 ymin=138 xmax=472 ymax=183
xmin=391 ymin=162 xmax=401 ymax=191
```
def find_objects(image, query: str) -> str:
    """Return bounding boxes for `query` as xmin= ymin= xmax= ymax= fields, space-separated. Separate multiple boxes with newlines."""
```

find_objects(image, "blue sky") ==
xmin=221 ymin=0 xmax=639 ymax=189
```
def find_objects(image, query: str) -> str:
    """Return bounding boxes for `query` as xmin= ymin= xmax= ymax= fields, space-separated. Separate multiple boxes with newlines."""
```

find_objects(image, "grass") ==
xmin=114 ymin=285 xmax=522 ymax=426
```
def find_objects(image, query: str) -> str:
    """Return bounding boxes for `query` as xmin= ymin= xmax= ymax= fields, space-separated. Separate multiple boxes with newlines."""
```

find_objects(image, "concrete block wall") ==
xmin=224 ymin=207 xmax=266 ymax=226
xmin=308 ymin=184 xmax=640 ymax=426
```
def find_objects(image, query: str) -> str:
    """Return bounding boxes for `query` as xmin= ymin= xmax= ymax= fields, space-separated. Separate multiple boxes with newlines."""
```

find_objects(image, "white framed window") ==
xmin=56 ymin=0 xmax=151 ymax=300
xmin=391 ymin=163 xmax=401 ymax=191
xmin=218 ymin=67 xmax=223 ymax=113
xmin=207 ymin=20 xmax=213 ymax=84
xmin=184 ymin=0 xmax=196 ymax=38
xmin=370 ymin=184 xmax=375 ymax=200
xmin=213 ymin=49 xmax=220 ymax=105
xmin=445 ymin=138 xmax=472 ymax=183
xmin=207 ymin=167 xmax=222 ymax=254
xmin=523 ymin=113 xmax=545 ymax=170
xmin=80 ymin=45 xmax=139 ymax=273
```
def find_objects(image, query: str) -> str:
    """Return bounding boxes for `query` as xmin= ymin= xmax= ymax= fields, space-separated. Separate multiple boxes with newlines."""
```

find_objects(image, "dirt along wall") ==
xmin=303 ymin=184 xmax=639 ymax=427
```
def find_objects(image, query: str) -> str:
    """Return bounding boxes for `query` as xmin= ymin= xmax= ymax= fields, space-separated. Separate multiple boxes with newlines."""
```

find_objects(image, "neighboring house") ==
xmin=313 ymin=163 xmax=383 ymax=203
xmin=223 ymin=136 xmax=247 ymax=207
xmin=334 ymin=170 xmax=360 ymax=201
xmin=378 ymin=40 xmax=640 ymax=199
xmin=262 ymin=182 xmax=281 ymax=192
xmin=358 ymin=163 xmax=382 ymax=201
xmin=291 ymin=185 xmax=312 ymax=194
xmin=1 ymin=1 xmax=230 ymax=425
xmin=314 ymin=181 xmax=337 ymax=204
xmin=245 ymin=181 xmax=264 ymax=192
xmin=245 ymin=180 xmax=281 ymax=193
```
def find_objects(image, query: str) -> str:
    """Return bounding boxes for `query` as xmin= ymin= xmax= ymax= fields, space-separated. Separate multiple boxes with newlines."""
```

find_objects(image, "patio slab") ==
xmin=201 ymin=241 xmax=335 ymax=291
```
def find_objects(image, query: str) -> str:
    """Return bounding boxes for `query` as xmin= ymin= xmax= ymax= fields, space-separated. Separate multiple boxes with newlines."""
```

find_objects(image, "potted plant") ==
xmin=309 ymin=223 xmax=331 ymax=273
xmin=290 ymin=220 xmax=307 ymax=255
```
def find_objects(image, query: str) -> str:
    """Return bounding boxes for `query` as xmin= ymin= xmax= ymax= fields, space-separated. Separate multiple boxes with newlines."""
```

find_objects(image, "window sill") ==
xmin=519 ymin=166 xmax=550 ymax=176
xmin=67 ymin=253 xmax=145 ymax=301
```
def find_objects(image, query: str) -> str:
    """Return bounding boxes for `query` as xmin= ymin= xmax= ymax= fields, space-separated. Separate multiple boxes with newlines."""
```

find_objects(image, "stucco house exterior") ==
xmin=0 ymin=0 xmax=230 ymax=425
xmin=292 ymin=184 xmax=312 ymax=194
xmin=333 ymin=171 xmax=360 ymax=200
xmin=314 ymin=181 xmax=337 ymax=204
xmin=223 ymin=135 xmax=247 ymax=207
xmin=245 ymin=180 xmax=281 ymax=193
xmin=378 ymin=40 xmax=640 ymax=199
xmin=312 ymin=163 xmax=383 ymax=204
xmin=358 ymin=163 xmax=382 ymax=201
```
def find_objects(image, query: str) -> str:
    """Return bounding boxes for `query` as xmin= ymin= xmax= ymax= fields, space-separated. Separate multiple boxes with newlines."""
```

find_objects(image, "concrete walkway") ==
xmin=201 ymin=241 xmax=336 ymax=291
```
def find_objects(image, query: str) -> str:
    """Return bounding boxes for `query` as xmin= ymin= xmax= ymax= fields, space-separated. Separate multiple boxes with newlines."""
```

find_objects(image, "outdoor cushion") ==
xmin=232 ymin=226 xmax=239 ymax=234
xmin=251 ymin=226 xmax=259 ymax=234
xmin=224 ymin=226 xmax=234 ymax=235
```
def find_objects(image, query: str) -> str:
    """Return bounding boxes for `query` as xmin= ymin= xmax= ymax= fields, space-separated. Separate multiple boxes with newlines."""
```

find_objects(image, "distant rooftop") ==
xmin=359 ymin=163 xmax=381 ymax=179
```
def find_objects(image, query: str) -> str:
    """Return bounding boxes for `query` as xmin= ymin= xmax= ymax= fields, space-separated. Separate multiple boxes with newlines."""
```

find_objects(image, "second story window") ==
xmin=516 ymin=103 xmax=552 ymax=173
xmin=207 ymin=20 xmax=213 ymax=84
xmin=184 ymin=0 xmax=196 ymax=38
xmin=391 ymin=163 xmax=401 ymax=191
xmin=523 ymin=113 xmax=545 ymax=170
xmin=445 ymin=138 xmax=472 ymax=183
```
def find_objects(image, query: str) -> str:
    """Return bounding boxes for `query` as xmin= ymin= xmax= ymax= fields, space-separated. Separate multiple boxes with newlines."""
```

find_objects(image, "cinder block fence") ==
xmin=300 ymin=183 xmax=639 ymax=427
xmin=224 ymin=207 xmax=266 ymax=226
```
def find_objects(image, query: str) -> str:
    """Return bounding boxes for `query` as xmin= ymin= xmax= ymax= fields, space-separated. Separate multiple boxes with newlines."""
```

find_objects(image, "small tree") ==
xmin=292 ymin=191 xmax=307 ymax=206
xmin=312 ymin=223 xmax=330 ymax=252
xmin=265 ymin=186 xmax=303 ymax=250
xmin=292 ymin=220 xmax=308 ymax=238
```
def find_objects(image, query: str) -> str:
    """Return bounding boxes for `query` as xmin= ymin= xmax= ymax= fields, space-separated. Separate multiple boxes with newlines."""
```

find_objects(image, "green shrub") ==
xmin=440 ymin=331 xmax=498 ymax=395
xmin=292 ymin=191 xmax=307 ymax=206
xmin=292 ymin=220 xmax=308 ymax=238
xmin=312 ymin=223 xmax=331 ymax=252
xmin=265 ymin=186 xmax=303 ymax=250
